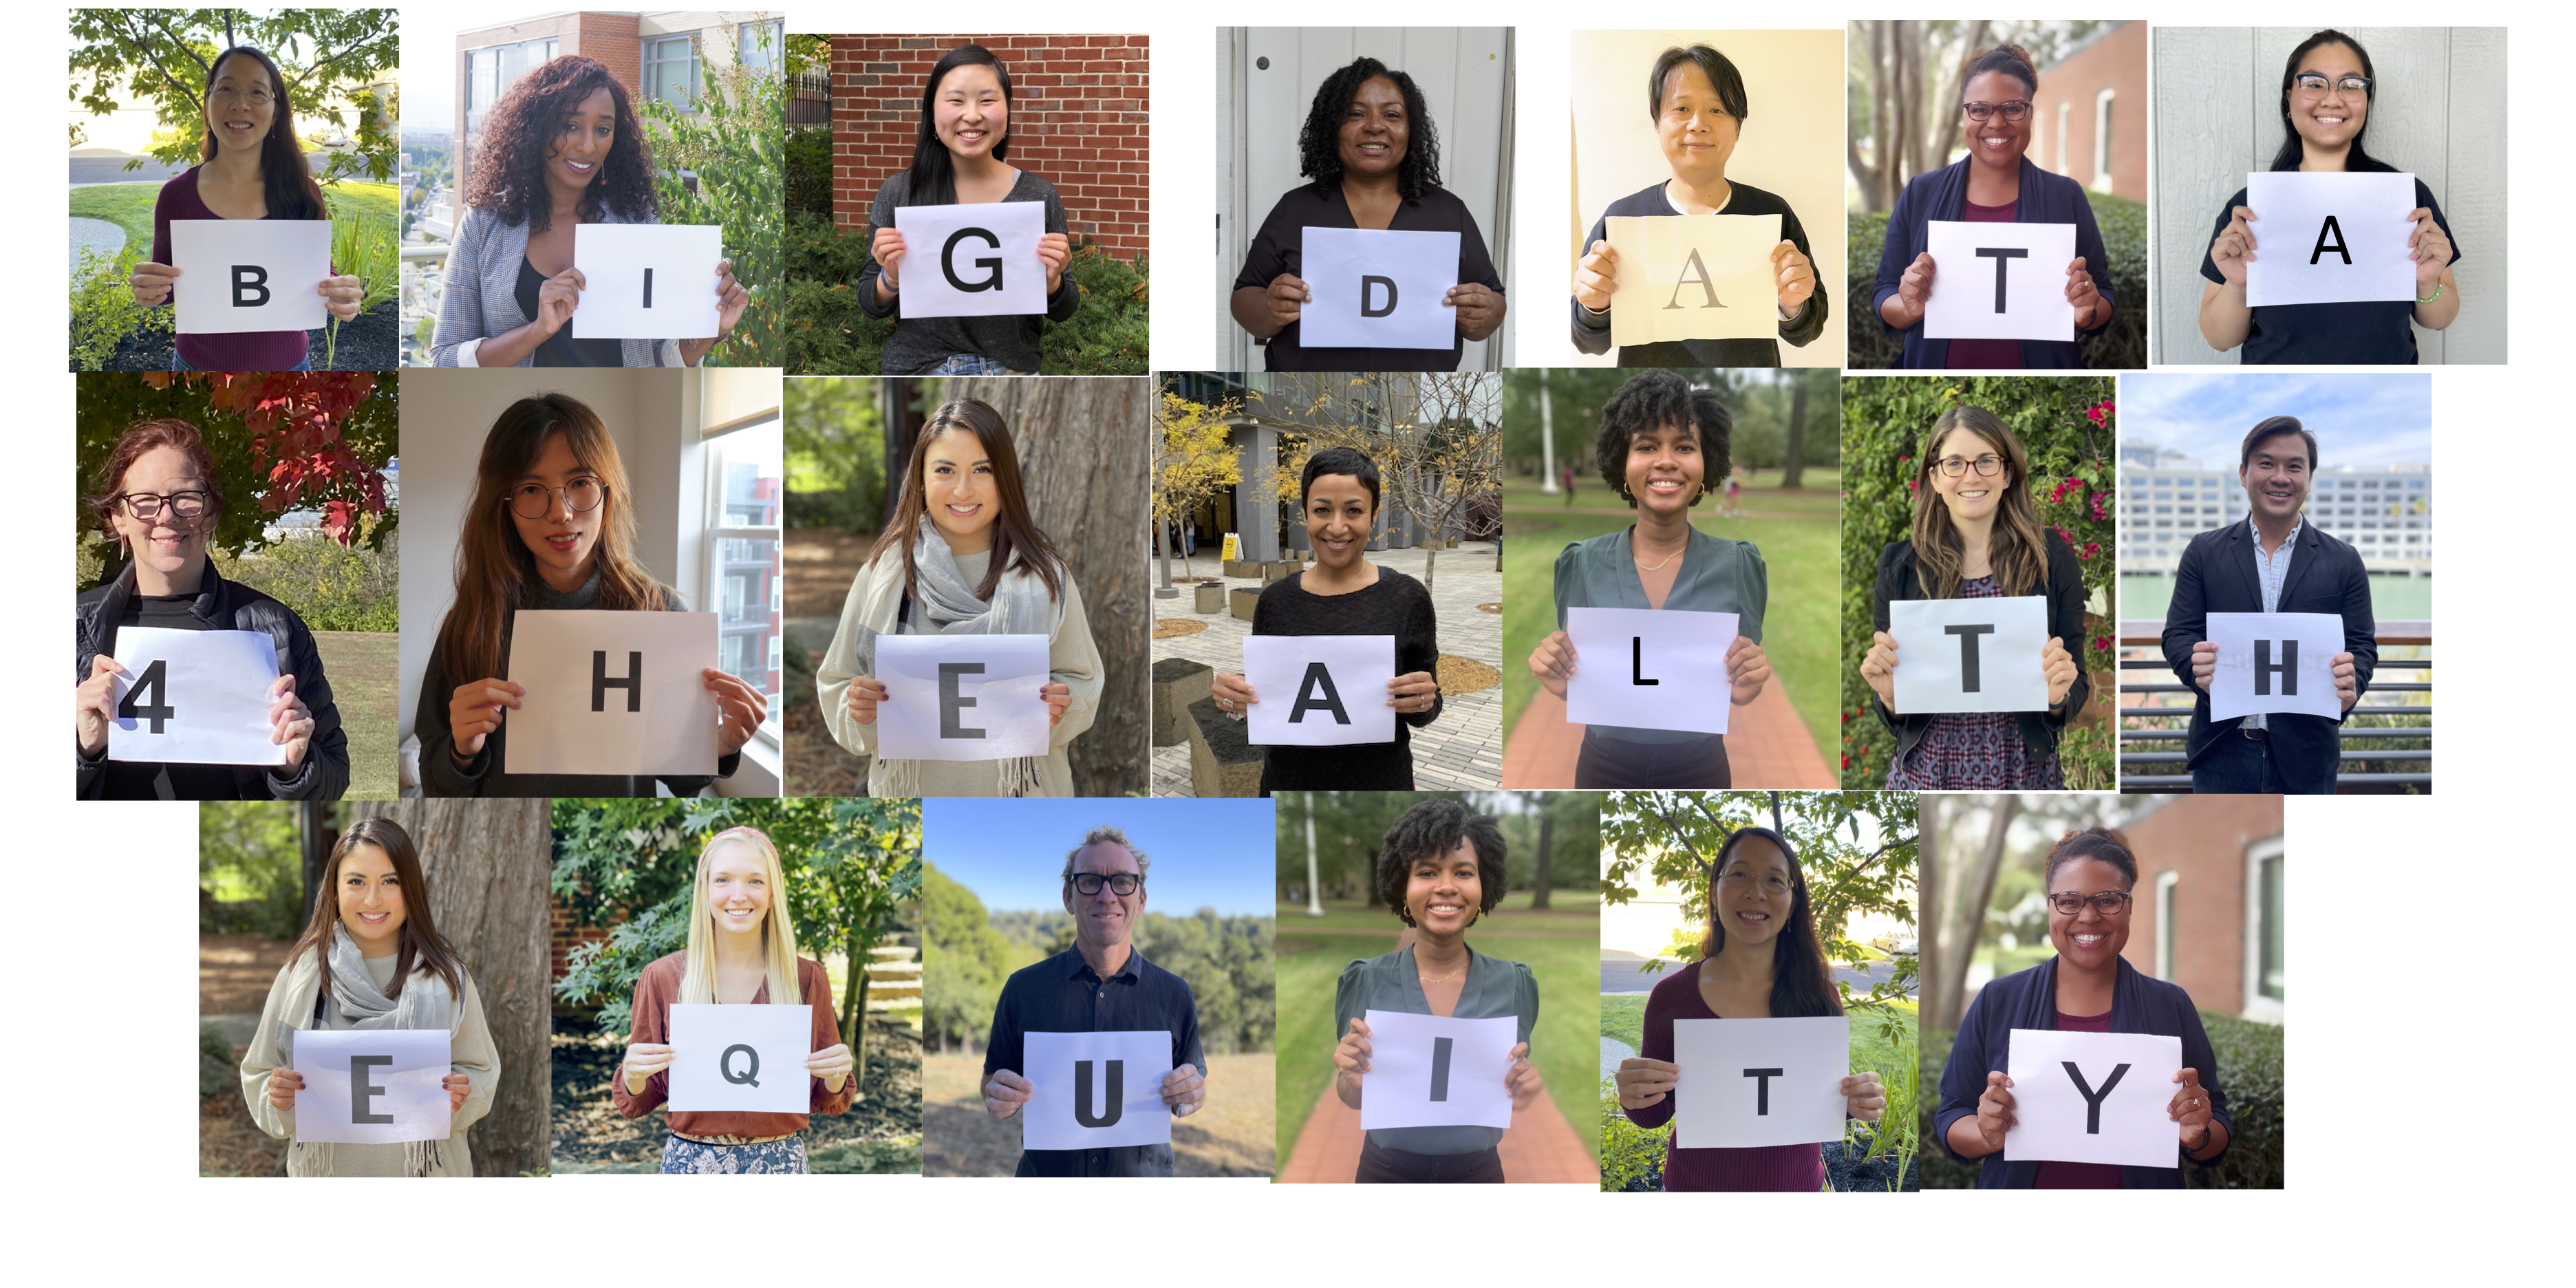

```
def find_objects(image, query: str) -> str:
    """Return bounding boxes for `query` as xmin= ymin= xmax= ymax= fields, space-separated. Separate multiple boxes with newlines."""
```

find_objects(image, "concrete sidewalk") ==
xmin=1500 ymin=680 xmax=1836 ymax=788
xmin=1278 ymin=1082 xmax=1598 ymax=1184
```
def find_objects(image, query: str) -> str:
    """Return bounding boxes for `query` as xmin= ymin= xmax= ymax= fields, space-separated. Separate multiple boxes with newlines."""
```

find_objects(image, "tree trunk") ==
xmin=1924 ymin=794 xmax=2018 ymax=1033
xmin=879 ymin=378 xmax=921 ymax=530
xmin=946 ymin=375 xmax=1152 ymax=795
xmin=349 ymin=799 xmax=550 ymax=1178
xmin=1531 ymin=808 xmax=1554 ymax=910
xmin=841 ymin=925 xmax=870 ymax=1103
xmin=1779 ymin=376 xmax=1809 ymax=490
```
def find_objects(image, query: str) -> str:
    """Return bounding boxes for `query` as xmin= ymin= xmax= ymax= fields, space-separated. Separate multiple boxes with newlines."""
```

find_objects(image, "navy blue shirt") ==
xmin=1869 ymin=156 xmax=2116 ymax=369
xmin=984 ymin=945 xmax=1205 ymax=1177
xmin=1233 ymin=180 xmax=1503 ymax=372
xmin=2198 ymin=170 xmax=2458 ymax=365
xmin=1569 ymin=178 xmax=1827 ymax=367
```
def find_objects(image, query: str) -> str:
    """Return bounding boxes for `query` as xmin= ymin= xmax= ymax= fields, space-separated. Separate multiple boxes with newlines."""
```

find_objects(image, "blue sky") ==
xmin=925 ymin=799 xmax=1277 ymax=914
xmin=2122 ymin=373 xmax=2429 ymax=468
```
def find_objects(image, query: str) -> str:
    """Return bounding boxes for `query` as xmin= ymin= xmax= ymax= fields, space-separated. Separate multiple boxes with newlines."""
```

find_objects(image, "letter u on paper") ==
xmin=107 ymin=625 xmax=289 ymax=766
xmin=169 ymin=219 xmax=331 ymax=334
xmin=572 ymin=224 xmax=723 ymax=339
xmin=1021 ymin=1030 xmax=1174 ymax=1150
xmin=1563 ymin=605 xmax=1738 ymax=735
xmin=1360 ymin=1010 xmax=1516 ymax=1130
xmin=894 ymin=201 xmax=1049 ymax=319
xmin=1669 ymin=1016 xmax=1849 ymax=1149
xmin=874 ymin=633 xmax=1051 ymax=760
xmin=503 ymin=610 xmax=721 ymax=776
xmin=1299 ymin=226 xmax=1461 ymax=350
xmin=1243 ymin=634 xmax=1397 ymax=747
xmin=1604 ymin=213 xmax=1781 ymax=345
xmin=2004 ymin=1027 xmax=2184 ymax=1168
xmin=292 ymin=1029 xmax=451 ymax=1144
xmin=667 ymin=1003 xmax=817 ymax=1113
xmin=1889 ymin=596 xmax=2050 ymax=714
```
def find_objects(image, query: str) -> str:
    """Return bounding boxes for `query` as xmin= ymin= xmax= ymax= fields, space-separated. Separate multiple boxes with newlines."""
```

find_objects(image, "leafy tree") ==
xmin=1253 ymin=373 xmax=1501 ymax=591
xmin=641 ymin=25 xmax=786 ymax=367
xmin=198 ymin=799 xmax=302 ymax=936
xmin=784 ymin=376 xmax=886 ymax=533
xmin=1274 ymin=790 xmax=1444 ymax=903
xmin=70 ymin=8 xmax=399 ymax=184
xmin=963 ymin=906 xmax=1275 ymax=1055
xmin=1152 ymin=387 xmax=1242 ymax=583
xmin=921 ymin=863 xmax=1016 ymax=1051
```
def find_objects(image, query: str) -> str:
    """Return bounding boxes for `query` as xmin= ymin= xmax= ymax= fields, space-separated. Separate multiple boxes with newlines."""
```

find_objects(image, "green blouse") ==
xmin=1334 ymin=942 xmax=1540 ymax=1156
xmin=1552 ymin=525 xmax=1769 ymax=744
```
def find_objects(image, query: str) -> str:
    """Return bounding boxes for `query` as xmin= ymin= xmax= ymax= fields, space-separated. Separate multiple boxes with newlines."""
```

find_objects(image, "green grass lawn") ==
xmin=1973 ymin=942 xmax=2055 ymax=978
xmin=1598 ymin=987 xmax=1915 ymax=1083
xmin=314 ymin=630 xmax=397 ymax=800
xmin=1501 ymin=473 xmax=1843 ymax=758
xmin=71 ymin=180 xmax=401 ymax=253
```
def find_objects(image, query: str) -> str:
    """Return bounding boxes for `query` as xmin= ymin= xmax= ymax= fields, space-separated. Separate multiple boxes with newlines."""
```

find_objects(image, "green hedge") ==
xmin=787 ymin=126 xmax=833 ymax=219
xmin=1847 ymin=191 xmax=2145 ymax=370
xmin=782 ymin=211 xmax=1149 ymax=375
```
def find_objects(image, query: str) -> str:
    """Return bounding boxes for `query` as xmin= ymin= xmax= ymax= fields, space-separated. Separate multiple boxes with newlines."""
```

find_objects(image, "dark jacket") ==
xmin=1869 ymin=529 xmax=2092 ymax=769
xmin=1934 ymin=955 xmax=2231 ymax=1189
xmin=2159 ymin=519 xmax=2377 ymax=786
xmin=76 ymin=563 xmax=347 ymax=800
xmin=1869 ymin=155 xmax=2114 ymax=369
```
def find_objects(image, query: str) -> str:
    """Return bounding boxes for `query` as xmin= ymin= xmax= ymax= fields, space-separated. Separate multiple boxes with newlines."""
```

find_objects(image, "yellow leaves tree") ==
xmin=1260 ymin=372 xmax=1501 ymax=594
xmin=1152 ymin=389 xmax=1242 ymax=587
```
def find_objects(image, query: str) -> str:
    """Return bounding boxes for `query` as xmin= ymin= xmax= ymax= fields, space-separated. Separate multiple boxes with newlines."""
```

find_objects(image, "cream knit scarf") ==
xmin=858 ymin=525 xmax=1066 ymax=797
xmin=277 ymin=925 xmax=460 ymax=1177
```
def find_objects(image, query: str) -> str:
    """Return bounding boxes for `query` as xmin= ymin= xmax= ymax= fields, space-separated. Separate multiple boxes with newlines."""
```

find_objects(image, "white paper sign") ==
xmin=666 ymin=1002 xmax=816 ymax=1113
xmin=169 ymin=218 xmax=330 ymax=335
xmin=1359 ymin=1010 xmax=1516 ymax=1131
xmin=1564 ymin=606 xmax=1737 ymax=736
xmin=1889 ymin=596 xmax=2050 ymax=714
xmin=1923 ymin=219 xmax=2078 ymax=342
xmin=292 ymin=1029 xmax=451 ymax=1144
xmin=503 ymin=610 xmax=720 ymax=777
xmin=1670 ymin=1016 xmax=1849 ymax=1150
xmin=1605 ymin=213 xmax=1782 ymax=345
xmin=1020 ymin=1029 xmax=1174 ymax=1151
xmin=874 ymin=633 xmax=1051 ymax=761
xmin=2206 ymin=610 xmax=2346 ymax=720
xmin=1243 ymin=634 xmax=1396 ymax=747
xmin=2004 ymin=1028 xmax=2184 ymax=1169
xmin=2243 ymin=171 xmax=2418 ymax=308
xmin=1299 ymin=226 xmax=1461 ymax=350
xmin=893 ymin=201 xmax=1049 ymax=319
xmin=107 ymin=626 xmax=288 ymax=766
xmin=572 ymin=223 xmax=722 ymax=339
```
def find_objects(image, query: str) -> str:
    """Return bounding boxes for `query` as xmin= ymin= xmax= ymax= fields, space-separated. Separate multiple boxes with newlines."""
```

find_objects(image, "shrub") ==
xmin=782 ymin=212 xmax=1149 ymax=375
xmin=1598 ymin=1075 xmax=1666 ymax=1192
xmin=1917 ymin=1026 xmax=1982 ymax=1188
xmin=199 ymin=1025 xmax=238 ymax=1098
xmin=1846 ymin=191 xmax=2146 ymax=370
xmin=324 ymin=206 xmax=400 ymax=370
xmin=642 ymin=52 xmax=786 ymax=367
xmin=70 ymin=243 xmax=158 ymax=372
xmin=215 ymin=528 xmax=400 ymax=632
xmin=786 ymin=126 xmax=833 ymax=218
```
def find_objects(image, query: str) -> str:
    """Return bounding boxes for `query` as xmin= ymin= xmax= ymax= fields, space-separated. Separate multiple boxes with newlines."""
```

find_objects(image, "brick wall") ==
xmin=550 ymin=897 xmax=609 ymax=983
xmin=2120 ymin=795 xmax=2284 ymax=1016
xmin=2035 ymin=21 xmax=2148 ymax=200
xmin=829 ymin=34 xmax=1150 ymax=255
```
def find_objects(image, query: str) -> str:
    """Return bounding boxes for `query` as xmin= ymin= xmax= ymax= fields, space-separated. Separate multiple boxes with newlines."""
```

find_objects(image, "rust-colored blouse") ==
xmin=611 ymin=950 xmax=852 ymax=1138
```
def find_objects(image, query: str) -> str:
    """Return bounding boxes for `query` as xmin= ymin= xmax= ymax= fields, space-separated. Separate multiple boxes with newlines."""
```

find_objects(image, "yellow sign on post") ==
xmin=1221 ymin=533 xmax=1241 ymax=562
xmin=1606 ymin=213 xmax=1783 ymax=347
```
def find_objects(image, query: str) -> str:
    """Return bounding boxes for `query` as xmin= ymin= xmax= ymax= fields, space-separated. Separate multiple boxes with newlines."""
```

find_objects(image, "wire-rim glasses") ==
xmin=2294 ymin=73 xmax=2370 ymax=96
xmin=511 ymin=478 xmax=605 ymax=520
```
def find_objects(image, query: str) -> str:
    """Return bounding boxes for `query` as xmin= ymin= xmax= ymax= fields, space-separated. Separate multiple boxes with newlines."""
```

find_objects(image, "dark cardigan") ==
xmin=1869 ymin=527 xmax=2092 ymax=771
xmin=1933 ymin=955 xmax=2231 ymax=1189
xmin=1869 ymin=155 xmax=2114 ymax=369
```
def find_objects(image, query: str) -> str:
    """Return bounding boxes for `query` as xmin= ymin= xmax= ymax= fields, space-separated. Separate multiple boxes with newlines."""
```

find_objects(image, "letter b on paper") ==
xmin=874 ymin=634 xmax=1051 ymax=761
xmin=1022 ymin=1030 xmax=1173 ymax=1150
xmin=291 ymin=1029 xmax=451 ymax=1144
xmin=1563 ymin=606 xmax=1738 ymax=736
xmin=2205 ymin=610 xmax=2346 ymax=720
xmin=1922 ymin=219 xmax=2077 ymax=342
xmin=1243 ymin=634 xmax=1396 ymax=747
xmin=169 ymin=219 xmax=330 ymax=334
xmin=2004 ymin=1028 xmax=2183 ymax=1168
xmin=1889 ymin=596 xmax=2050 ymax=714
xmin=1604 ymin=213 xmax=1781 ymax=345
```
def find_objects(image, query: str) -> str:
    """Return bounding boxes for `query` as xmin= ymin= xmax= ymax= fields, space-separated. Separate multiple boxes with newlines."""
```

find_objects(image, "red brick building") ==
xmin=2032 ymin=21 xmax=2147 ymax=201
xmin=2121 ymin=795 xmax=2285 ymax=1023
xmin=829 ymin=34 xmax=1149 ymax=255
xmin=455 ymin=12 xmax=784 ymax=180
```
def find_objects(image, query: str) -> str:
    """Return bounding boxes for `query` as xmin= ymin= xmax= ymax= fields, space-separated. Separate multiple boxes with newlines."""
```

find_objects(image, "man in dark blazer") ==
xmin=2160 ymin=416 xmax=2376 ymax=793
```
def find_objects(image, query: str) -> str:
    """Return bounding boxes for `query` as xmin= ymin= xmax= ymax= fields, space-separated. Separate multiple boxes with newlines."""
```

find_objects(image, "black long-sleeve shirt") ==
xmin=1249 ymin=568 xmax=1442 ymax=793
xmin=1570 ymin=178 xmax=1827 ymax=367
xmin=985 ymin=946 xmax=1205 ymax=1178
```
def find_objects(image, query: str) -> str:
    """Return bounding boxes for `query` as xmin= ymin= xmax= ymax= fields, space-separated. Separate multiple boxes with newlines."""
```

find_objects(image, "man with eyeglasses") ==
xmin=979 ymin=824 xmax=1208 ymax=1176
xmin=2160 ymin=416 xmax=2376 ymax=793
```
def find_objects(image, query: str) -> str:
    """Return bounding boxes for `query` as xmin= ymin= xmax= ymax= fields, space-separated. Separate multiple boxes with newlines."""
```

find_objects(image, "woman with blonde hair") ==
xmin=412 ymin=392 xmax=767 ymax=796
xmin=817 ymin=397 xmax=1102 ymax=796
xmin=239 ymin=817 xmax=499 ymax=1176
xmin=1858 ymin=405 xmax=2087 ymax=787
xmin=613 ymin=827 xmax=854 ymax=1174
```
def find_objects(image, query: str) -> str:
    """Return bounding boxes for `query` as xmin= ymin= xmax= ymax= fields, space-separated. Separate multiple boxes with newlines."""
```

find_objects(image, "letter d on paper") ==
xmin=1361 ymin=275 xmax=1397 ymax=317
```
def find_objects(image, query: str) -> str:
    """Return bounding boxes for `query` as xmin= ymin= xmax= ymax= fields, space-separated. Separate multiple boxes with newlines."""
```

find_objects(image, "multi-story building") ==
xmin=2117 ymin=440 xmax=2432 ymax=575
xmin=453 ymin=11 xmax=784 ymax=178
xmin=712 ymin=460 xmax=782 ymax=709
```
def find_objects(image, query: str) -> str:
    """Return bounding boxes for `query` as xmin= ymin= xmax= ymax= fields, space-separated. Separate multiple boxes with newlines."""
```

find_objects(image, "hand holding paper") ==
xmin=169 ymin=219 xmax=332 ymax=334
xmin=2242 ymin=171 xmax=2418 ymax=307
xmin=1299 ymin=227 xmax=1461 ymax=350
xmin=1604 ymin=213 xmax=1783 ymax=345
xmin=892 ymin=202 xmax=1049 ymax=319
xmin=1358 ymin=1010 xmax=1516 ymax=1131
xmin=2004 ymin=1028 xmax=2185 ymax=1169
xmin=105 ymin=627 xmax=292 ymax=766
xmin=1923 ymin=220 xmax=2077 ymax=341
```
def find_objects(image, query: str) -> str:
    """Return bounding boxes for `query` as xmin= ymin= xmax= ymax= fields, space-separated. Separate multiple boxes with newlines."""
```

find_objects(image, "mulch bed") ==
xmin=550 ymin=1020 xmax=921 ymax=1170
xmin=201 ymin=1039 xmax=286 ymax=1177
xmin=85 ymin=300 xmax=400 ymax=372
xmin=783 ymin=661 xmax=867 ymax=797
xmin=1438 ymin=654 xmax=1501 ymax=696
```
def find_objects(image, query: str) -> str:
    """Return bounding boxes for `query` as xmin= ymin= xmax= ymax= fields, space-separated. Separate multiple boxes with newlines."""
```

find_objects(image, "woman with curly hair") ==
xmin=1330 ymin=799 xmax=1542 ymax=1183
xmin=1230 ymin=56 xmax=1507 ymax=372
xmin=430 ymin=56 xmax=747 ymax=367
xmin=855 ymin=44 xmax=1082 ymax=374
xmin=1526 ymin=370 xmax=1774 ymax=788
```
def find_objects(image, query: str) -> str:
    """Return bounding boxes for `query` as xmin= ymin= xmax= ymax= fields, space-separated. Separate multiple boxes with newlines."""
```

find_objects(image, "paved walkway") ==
xmin=1279 ymin=1082 xmax=1598 ymax=1184
xmin=71 ymin=217 xmax=125 ymax=272
xmin=1150 ymin=542 xmax=1503 ymax=793
xmin=1500 ymin=678 xmax=1835 ymax=788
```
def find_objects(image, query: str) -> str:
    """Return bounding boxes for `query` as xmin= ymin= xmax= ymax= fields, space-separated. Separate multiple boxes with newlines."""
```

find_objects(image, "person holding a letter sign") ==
xmin=432 ymin=56 xmax=749 ymax=367
xmin=2161 ymin=416 xmax=2374 ymax=794
xmin=77 ymin=418 xmax=346 ymax=799
xmin=613 ymin=828 xmax=853 ymax=1174
xmin=1613 ymin=828 xmax=1885 ymax=1191
xmin=1230 ymin=56 xmax=1507 ymax=372
xmin=127 ymin=45 xmax=365 ymax=372
xmin=980 ymin=827 xmax=1208 ymax=1177
xmin=1527 ymin=373 xmax=1774 ymax=788
xmin=1209 ymin=448 xmax=1443 ymax=792
xmin=1569 ymin=43 xmax=1827 ymax=367
xmin=239 ymin=819 xmax=497 ymax=1176
xmin=855 ymin=45 xmax=1082 ymax=375
xmin=415 ymin=395 xmax=766 ymax=797
xmin=1860 ymin=407 xmax=2088 ymax=788
xmin=2197 ymin=30 xmax=2461 ymax=364
xmin=1935 ymin=829 xmax=2233 ymax=1188
xmin=1870 ymin=44 xmax=2115 ymax=369
xmin=818 ymin=398 xmax=1100 ymax=796
xmin=1331 ymin=801 xmax=1541 ymax=1183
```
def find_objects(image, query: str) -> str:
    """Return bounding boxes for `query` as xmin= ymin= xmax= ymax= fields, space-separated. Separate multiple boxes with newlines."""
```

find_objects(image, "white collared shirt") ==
xmin=2244 ymin=513 xmax=2303 ymax=731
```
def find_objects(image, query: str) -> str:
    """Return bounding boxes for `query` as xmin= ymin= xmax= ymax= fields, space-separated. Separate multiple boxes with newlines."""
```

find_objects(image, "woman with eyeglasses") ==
xmin=1870 ymin=43 xmax=2115 ymax=369
xmin=2198 ymin=30 xmax=2459 ymax=363
xmin=1934 ymin=828 xmax=2232 ymax=1188
xmin=1331 ymin=799 xmax=1543 ymax=1183
xmin=412 ymin=394 xmax=766 ymax=797
xmin=1858 ymin=406 xmax=2085 ymax=788
xmin=1570 ymin=44 xmax=1827 ymax=367
xmin=76 ymin=418 xmax=347 ymax=799
xmin=125 ymin=46 xmax=365 ymax=372
xmin=1612 ymin=827 xmax=1885 ymax=1191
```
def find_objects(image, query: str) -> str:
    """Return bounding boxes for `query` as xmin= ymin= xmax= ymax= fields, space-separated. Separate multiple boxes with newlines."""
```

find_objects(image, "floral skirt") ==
xmin=661 ymin=1134 xmax=808 ymax=1174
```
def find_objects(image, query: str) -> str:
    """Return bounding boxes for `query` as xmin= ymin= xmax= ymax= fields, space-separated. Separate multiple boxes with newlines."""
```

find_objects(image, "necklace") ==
xmin=1417 ymin=958 xmax=1469 ymax=985
xmin=1632 ymin=529 xmax=1687 ymax=572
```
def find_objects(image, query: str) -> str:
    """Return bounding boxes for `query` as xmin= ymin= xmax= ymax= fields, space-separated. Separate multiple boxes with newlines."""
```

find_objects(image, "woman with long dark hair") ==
xmin=2198 ymin=30 xmax=2459 ymax=362
xmin=1858 ymin=405 xmax=2085 ymax=788
xmin=1869 ymin=43 xmax=2115 ymax=368
xmin=126 ymin=46 xmax=365 ymax=371
xmin=412 ymin=393 xmax=767 ymax=796
xmin=1611 ymin=827 xmax=1885 ymax=1191
xmin=239 ymin=817 xmax=498 ymax=1176
xmin=1231 ymin=56 xmax=1507 ymax=372
xmin=1935 ymin=828 xmax=2233 ymax=1188
xmin=857 ymin=44 xmax=1082 ymax=374
xmin=431 ymin=55 xmax=747 ymax=367
xmin=817 ymin=398 xmax=1101 ymax=796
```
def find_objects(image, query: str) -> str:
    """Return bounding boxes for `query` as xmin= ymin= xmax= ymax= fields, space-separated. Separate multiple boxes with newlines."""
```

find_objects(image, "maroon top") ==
xmin=2032 ymin=1008 xmax=2126 ymax=1189
xmin=1626 ymin=960 xmax=1829 ymax=1192
xmin=1943 ymin=198 xmax=2026 ymax=370
xmin=149 ymin=164 xmax=314 ymax=370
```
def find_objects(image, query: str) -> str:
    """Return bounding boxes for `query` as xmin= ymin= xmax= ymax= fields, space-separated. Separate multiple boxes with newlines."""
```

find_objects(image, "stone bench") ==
xmin=1223 ymin=558 xmax=1262 ymax=578
xmin=1185 ymin=694 xmax=1265 ymax=797
xmin=1230 ymin=586 xmax=1261 ymax=621
xmin=1151 ymin=657 xmax=1212 ymax=748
